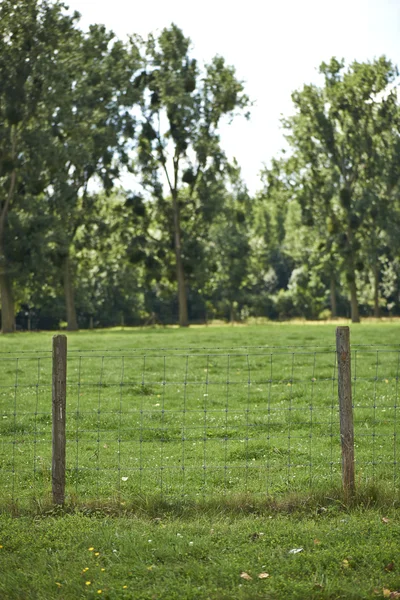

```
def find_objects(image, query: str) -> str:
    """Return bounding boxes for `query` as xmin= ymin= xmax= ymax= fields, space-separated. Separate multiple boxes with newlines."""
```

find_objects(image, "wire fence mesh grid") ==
xmin=0 ymin=343 xmax=399 ymax=506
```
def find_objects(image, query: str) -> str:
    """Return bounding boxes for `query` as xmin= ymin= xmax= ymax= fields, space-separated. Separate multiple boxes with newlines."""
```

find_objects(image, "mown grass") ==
xmin=1 ymin=322 xmax=400 ymax=599
xmin=1 ymin=500 xmax=400 ymax=599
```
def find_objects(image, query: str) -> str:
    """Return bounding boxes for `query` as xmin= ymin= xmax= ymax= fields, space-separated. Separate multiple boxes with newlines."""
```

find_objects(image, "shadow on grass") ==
xmin=2 ymin=483 xmax=400 ymax=520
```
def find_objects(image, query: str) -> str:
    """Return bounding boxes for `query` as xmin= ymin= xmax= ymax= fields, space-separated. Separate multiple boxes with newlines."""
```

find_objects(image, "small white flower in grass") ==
xmin=177 ymin=533 xmax=183 ymax=537
xmin=148 ymin=540 xmax=152 ymax=543
xmin=121 ymin=477 xmax=128 ymax=482
xmin=189 ymin=541 xmax=193 ymax=546
xmin=289 ymin=548 xmax=303 ymax=554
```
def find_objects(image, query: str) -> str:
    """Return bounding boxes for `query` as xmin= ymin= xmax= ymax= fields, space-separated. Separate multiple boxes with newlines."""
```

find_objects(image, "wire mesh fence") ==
xmin=0 ymin=332 xmax=399 ymax=507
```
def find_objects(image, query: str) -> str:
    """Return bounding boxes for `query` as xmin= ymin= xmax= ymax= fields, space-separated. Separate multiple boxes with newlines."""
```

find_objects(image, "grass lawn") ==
xmin=1 ymin=322 xmax=400 ymax=599
xmin=1 ymin=504 xmax=400 ymax=599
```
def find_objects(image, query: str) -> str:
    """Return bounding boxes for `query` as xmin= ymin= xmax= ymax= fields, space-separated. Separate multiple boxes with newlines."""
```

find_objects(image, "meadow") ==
xmin=1 ymin=321 xmax=400 ymax=599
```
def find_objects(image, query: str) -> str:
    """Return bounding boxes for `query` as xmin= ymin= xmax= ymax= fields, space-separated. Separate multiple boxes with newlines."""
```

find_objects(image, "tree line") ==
xmin=1 ymin=0 xmax=400 ymax=332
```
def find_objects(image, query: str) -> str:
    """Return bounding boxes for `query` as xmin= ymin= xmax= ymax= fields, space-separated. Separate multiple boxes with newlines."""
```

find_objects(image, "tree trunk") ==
xmin=330 ymin=276 xmax=337 ymax=318
xmin=345 ymin=225 xmax=360 ymax=323
xmin=172 ymin=194 xmax=188 ymax=327
xmin=348 ymin=278 xmax=360 ymax=323
xmin=373 ymin=261 xmax=380 ymax=318
xmin=0 ymin=270 xmax=15 ymax=333
xmin=0 ymin=146 xmax=17 ymax=335
xmin=230 ymin=301 xmax=235 ymax=325
xmin=63 ymin=254 xmax=78 ymax=331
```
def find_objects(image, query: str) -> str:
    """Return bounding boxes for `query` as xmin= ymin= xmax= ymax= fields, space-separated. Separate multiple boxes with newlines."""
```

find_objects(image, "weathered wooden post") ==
xmin=52 ymin=334 xmax=67 ymax=505
xmin=336 ymin=326 xmax=355 ymax=496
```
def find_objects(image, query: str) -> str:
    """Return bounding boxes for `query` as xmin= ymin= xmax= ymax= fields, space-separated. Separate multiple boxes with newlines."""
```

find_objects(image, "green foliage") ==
xmin=131 ymin=24 xmax=250 ymax=325
xmin=2 ymin=2 xmax=400 ymax=327
xmin=282 ymin=57 xmax=400 ymax=322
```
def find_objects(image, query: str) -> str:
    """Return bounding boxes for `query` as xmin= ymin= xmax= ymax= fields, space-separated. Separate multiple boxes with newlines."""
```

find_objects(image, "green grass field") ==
xmin=1 ymin=322 xmax=400 ymax=599
xmin=1 ymin=321 xmax=399 ymax=507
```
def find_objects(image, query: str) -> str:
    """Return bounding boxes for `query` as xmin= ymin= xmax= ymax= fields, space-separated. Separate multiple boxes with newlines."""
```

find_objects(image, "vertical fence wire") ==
xmin=395 ymin=352 xmax=399 ymax=488
xmin=309 ymin=353 xmax=316 ymax=488
xmin=96 ymin=356 xmax=104 ymax=497
xmin=267 ymin=353 xmax=272 ymax=494
xmin=33 ymin=358 xmax=40 ymax=491
xmin=11 ymin=358 xmax=19 ymax=501
xmin=139 ymin=355 xmax=146 ymax=495
xmin=117 ymin=356 xmax=124 ymax=497
xmin=330 ymin=350 xmax=337 ymax=486
xmin=181 ymin=354 xmax=189 ymax=498
xmin=373 ymin=351 xmax=379 ymax=481
xmin=160 ymin=355 xmax=166 ymax=498
xmin=353 ymin=349 xmax=358 ymax=485
xmin=287 ymin=353 xmax=294 ymax=483
xmin=245 ymin=354 xmax=251 ymax=493
xmin=75 ymin=355 xmax=82 ymax=497
xmin=223 ymin=355 xmax=230 ymax=495
xmin=203 ymin=354 xmax=209 ymax=497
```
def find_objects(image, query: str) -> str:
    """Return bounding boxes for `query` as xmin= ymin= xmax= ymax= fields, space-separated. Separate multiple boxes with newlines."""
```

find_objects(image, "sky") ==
xmin=66 ymin=0 xmax=400 ymax=193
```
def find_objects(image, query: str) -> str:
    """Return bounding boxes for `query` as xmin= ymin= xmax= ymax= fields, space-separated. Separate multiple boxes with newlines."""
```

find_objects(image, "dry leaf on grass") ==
xmin=382 ymin=588 xmax=400 ymax=598
xmin=314 ymin=539 xmax=321 ymax=545
xmin=258 ymin=573 xmax=269 ymax=579
xmin=289 ymin=548 xmax=303 ymax=554
xmin=240 ymin=572 xmax=252 ymax=581
xmin=382 ymin=517 xmax=390 ymax=524
xmin=385 ymin=562 xmax=395 ymax=572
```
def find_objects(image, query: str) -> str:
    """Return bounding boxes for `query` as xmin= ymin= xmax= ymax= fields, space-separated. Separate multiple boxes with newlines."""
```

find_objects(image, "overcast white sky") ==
xmin=67 ymin=0 xmax=400 ymax=193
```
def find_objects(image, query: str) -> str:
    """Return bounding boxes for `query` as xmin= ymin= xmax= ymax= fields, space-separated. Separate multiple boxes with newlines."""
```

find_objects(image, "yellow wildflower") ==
xmin=97 ymin=591 xmax=102 ymax=595
xmin=85 ymin=581 xmax=91 ymax=586
xmin=123 ymin=585 xmax=128 ymax=589
xmin=55 ymin=582 xmax=62 ymax=587
xmin=95 ymin=552 xmax=100 ymax=556
xmin=88 ymin=547 xmax=94 ymax=552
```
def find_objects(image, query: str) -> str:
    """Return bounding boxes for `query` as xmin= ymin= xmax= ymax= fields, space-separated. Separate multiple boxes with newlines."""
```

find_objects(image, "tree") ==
xmin=45 ymin=24 xmax=139 ymax=330
xmin=132 ymin=24 xmax=250 ymax=326
xmin=0 ymin=0 xmax=80 ymax=332
xmin=283 ymin=57 xmax=399 ymax=322
xmin=203 ymin=163 xmax=252 ymax=322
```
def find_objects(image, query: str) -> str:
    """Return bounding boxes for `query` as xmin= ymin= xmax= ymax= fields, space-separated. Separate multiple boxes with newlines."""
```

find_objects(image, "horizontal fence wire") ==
xmin=0 ymin=345 xmax=398 ymax=506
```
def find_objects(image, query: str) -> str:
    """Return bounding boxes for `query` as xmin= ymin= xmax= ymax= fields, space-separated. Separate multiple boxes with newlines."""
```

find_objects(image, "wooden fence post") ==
xmin=52 ymin=334 xmax=67 ymax=505
xmin=336 ymin=326 xmax=355 ymax=496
